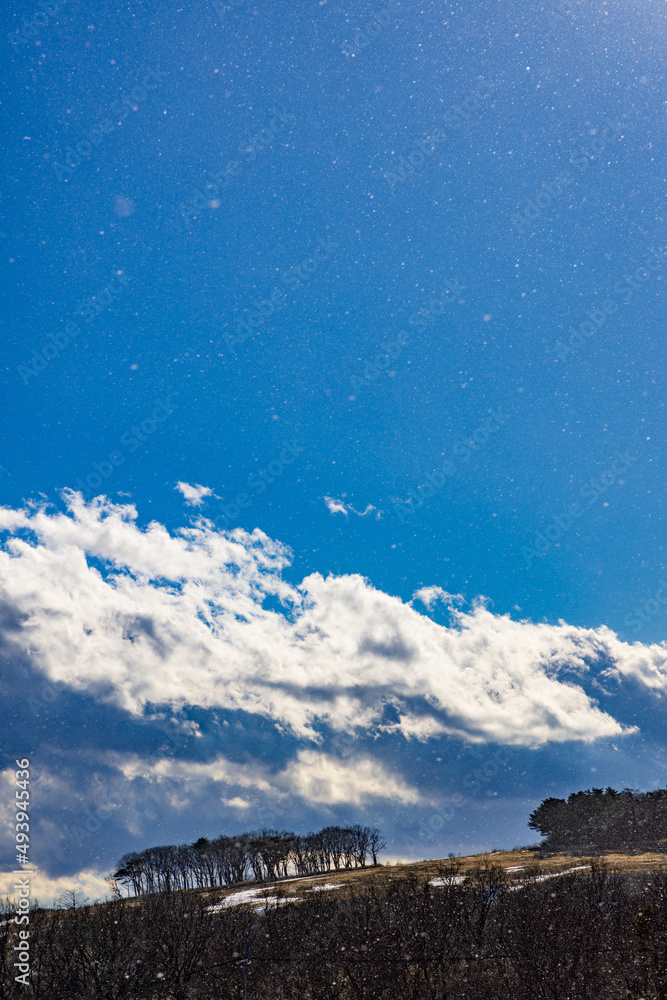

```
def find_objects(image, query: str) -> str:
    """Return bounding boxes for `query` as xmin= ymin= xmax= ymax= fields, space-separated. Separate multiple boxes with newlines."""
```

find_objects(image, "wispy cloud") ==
xmin=324 ymin=496 xmax=379 ymax=518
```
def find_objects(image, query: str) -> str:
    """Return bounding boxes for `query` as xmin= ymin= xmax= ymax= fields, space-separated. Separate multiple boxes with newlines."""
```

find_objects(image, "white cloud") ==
xmin=412 ymin=586 xmax=465 ymax=610
xmin=113 ymin=752 xmax=275 ymax=793
xmin=324 ymin=496 xmax=349 ymax=516
xmin=324 ymin=496 xmax=378 ymax=518
xmin=282 ymin=750 xmax=423 ymax=805
xmin=602 ymin=643 xmax=667 ymax=691
xmin=0 ymin=868 xmax=110 ymax=907
xmin=0 ymin=493 xmax=664 ymax=748
xmin=377 ymin=711 xmax=449 ymax=741
xmin=223 ymin=797 xmax=251 ymax=809
xmin=175 ymin=481 xmax=216 ymax=506
xmin=112 ymin=748 xmax=423 ymax=807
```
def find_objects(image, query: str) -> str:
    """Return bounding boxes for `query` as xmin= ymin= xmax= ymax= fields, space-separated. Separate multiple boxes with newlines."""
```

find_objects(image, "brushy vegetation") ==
xmin=3 ymin=857 xmax=667 ymax=998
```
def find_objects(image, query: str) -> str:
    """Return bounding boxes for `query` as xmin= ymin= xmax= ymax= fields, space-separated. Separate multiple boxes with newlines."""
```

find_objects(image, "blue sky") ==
xmin=1 ymin=0 xmax=666 ymax=902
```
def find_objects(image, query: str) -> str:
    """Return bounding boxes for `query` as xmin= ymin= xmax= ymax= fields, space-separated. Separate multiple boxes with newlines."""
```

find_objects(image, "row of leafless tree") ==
xmin=111 ymin=824 xmax=386 ymax=896
xmin=3 ymin=858 xmax=667 ymax=999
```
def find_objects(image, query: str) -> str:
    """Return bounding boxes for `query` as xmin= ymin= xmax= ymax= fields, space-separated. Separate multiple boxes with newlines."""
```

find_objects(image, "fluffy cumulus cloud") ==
xmin=412 ymin=586 xmax=465 ymax=610
xmin=0 ymin=493 xmax=665 ymax=749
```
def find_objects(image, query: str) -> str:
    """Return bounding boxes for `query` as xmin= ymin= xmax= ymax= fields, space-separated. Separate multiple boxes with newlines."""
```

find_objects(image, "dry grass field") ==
xmin=198 ymin=846 xmax=667 ymax=912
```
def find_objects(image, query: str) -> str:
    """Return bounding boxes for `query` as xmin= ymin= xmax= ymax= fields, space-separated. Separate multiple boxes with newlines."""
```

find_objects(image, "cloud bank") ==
xmin=1 ymin=492 xmax=665 ymax=749
xmin=115 ymin=748 xmax=425 ymax=807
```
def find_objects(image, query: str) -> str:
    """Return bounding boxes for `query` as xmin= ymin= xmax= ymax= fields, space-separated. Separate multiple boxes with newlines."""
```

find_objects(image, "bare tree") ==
xmin=367 ymin=825 xmax=386 ymax=865
xmin=55 ymin=888 xmax=88 ymax=910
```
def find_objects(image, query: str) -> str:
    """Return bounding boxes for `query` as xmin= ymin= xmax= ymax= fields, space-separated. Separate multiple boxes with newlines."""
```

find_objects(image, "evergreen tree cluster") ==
xmin=528 ymin=786 xmax=667 ymax=852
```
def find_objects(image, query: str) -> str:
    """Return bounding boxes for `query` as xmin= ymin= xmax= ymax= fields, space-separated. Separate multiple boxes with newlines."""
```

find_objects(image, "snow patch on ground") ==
xmin=207 ymin=886 xmax=300 ymax=912
xmin=529 ymin=865 xmax=589 ymax=882
xmin=429 ymin=866 xmax=590 ymax=892
xmin=205 ymin=874 xmax=352 ymax=912
xmin=207 ymin=888 xmax=270 ymax=911
xmin=507 ymin=866 xmax=589 ymax=891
